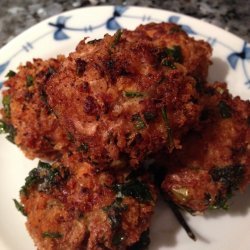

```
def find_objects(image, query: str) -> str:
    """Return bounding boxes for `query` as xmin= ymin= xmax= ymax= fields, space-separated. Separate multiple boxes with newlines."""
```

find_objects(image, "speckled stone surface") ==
xmin=0 ymin=0 xmax=249 ymax=48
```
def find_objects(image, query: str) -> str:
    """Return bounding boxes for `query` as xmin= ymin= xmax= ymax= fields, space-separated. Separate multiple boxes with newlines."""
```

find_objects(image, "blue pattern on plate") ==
xmin=0 ymin=5 xmax=249 ymax=89
xmin=168 ymin=15 xmax=196 ymax=35
xmin=0 ymin=61 xmax=9 ymax=75
xmin=49 ymin=16 xmax=71 ymax=40
xmin=227 ymin=42 xmax=250 ymax=85
xmin=168 ymin=15 xmax=180 ymax=23
xmin=106 ymin=17 xmax=122 ymax=30
xmin=22 ymin=42 xmax=33 ymax=52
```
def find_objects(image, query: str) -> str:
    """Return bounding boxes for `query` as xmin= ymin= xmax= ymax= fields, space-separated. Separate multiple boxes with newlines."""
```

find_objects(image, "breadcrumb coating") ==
xmin=45 ymin=23 xmax=211 ymax=169
xmin=161 ymin=82 xmax=250 ymax=213
xmin=1 ymin=57 xmax=72 ymax=160
xmin=20 ymin=155 xmax=157 ymax=250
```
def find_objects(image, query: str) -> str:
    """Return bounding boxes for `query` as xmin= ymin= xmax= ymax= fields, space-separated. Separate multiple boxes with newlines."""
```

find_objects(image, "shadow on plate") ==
xmin=150 ymin=198 xmax=180 ymax=249
xmin=149 ymin=185 xmax=250 ymax=249
xmin=208 ymin=57 xmax=229 ymax=84
xmin=204 ymin=185 xmax=250 ymax=219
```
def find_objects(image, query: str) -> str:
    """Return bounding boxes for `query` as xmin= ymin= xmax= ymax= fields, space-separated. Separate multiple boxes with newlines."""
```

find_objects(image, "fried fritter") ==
xmin=19 ymin=155 xmax=157 ymax=250
xmin=45 ymin=23 xmax=211 ymax=169
xmin=161 ymin=82 xmax=250 ymax=213
xmin=126 ymin=23 xmax=212 ymax=83
xmin=1 ymin=57 xmax=71 ymax=160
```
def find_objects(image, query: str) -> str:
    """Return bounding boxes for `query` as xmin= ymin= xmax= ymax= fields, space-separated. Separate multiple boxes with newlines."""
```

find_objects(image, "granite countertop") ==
xmin=0 ymin=0 xmax=250 ymax=48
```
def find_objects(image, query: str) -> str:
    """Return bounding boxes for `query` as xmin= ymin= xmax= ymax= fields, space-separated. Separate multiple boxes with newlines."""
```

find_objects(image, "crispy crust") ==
xmin=1 ymin=57 xmax=72 ymax=160
xmin=161 ymin=82 xmax=250 ymax=213
xmin=45 ymin=23 xmax=211 ymax=169
xmin=20 ymin=155 xmax=157 ymax=250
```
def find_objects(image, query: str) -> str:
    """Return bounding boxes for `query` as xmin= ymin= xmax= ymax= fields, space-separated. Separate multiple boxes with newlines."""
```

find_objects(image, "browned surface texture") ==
xmin=20 ymin=156 xmax=157 ymax=250
xmin=161 ymin=82 xmax=250 ymax=213
xmin=1 ymin=57 xmax=72 ymax=160
xmin=46 ymin=23 xmax=211 ymax=169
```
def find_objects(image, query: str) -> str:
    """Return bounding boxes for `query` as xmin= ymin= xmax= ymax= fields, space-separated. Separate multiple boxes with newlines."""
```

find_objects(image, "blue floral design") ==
xmin=168 ymin=15 xmax=197 ymax=35
xmin=0 ymin=61 xmax=10 ymax=75
xmin=227 ymin=42 xmax=250 ymax=69
xmin=107 ymin=5 xmax=128 ymax=30
xmin=49 ymin=16 xmax=71 ymax=40
xmin=227 ymin=42 xmax=250 ymax=85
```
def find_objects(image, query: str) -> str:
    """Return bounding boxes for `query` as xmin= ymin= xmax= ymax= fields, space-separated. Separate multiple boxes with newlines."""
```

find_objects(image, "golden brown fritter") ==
xmin=127 ymin=23 xmax=212 ymax=83
xmin=19 ymin=155 xmax=157 ymax=250
xmin=1 ymin=57 xmax=72 ymax=160
xmin=45 ymin=23 xmax=211 ymax=169
xmin=161 ymin=82 xmax=250 ymax=213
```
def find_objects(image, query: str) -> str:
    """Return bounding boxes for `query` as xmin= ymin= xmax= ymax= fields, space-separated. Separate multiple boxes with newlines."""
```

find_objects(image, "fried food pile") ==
xmin=1 ymin=22 xmax=250 ymax=250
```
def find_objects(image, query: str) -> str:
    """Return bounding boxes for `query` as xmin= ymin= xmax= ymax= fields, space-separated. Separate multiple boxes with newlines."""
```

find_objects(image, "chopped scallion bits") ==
xmin=5 ymin=70 xmax=16 ymax=78
xmin=42 ymin=232 xmax=63 ymax=238
xmin=111 ymin=29 xmax=123 ymax=48
xmin=2 ymin=95 xmax=11 ymax=118
xmin=162 ymin=59 xmax=176 ymax=69
xmin=161 ymin=106 xmax=174 ymax=151
xmin=26 ymin=75 xmax=34 ymax=87
xmin=123 ymin=91 xmax=144 ymax=98
xmin=13 ymin=199 xmax=27 ymax=216
xmin=131 ymin=114 xmax=145 ymax=130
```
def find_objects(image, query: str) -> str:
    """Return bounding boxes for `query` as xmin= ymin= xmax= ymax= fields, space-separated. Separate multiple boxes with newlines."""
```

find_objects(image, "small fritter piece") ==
xmin=128 ymin=23 xmax=212 ymax=82
xmin=161 ymin=82 xmax=250 ymax=214
xmin=0 ymin=57 xmax=71 ymax=160
xmin=46 ymin=23 xmax=211 ymax=168
xmin=19 ymin=155 xmax=157 ymax=250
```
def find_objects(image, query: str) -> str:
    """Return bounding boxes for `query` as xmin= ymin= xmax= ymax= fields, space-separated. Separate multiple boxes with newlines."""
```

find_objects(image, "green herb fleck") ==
xmin=123 ymin=91 xmax=144 ymax=98
xmin=218 ymin=101 xmax=232 ymax=119
xmin=209 ymin=164 xmax=245 ymax=210
xmin=210 ymin=164 xmax=244 ymax=190
xmin=103 ymin=198 xmax=127 ymax=246
xmin=20 ymin=161 xmax=68 ymax=195
xmin=165 ymin=46 xmax=182 ymax=62
xmin=77 ymin=143 xmax=89 ymax=153
xmin=0 ymin=120 xmax=8 ymax=134
xmin=2 ymin=95 xmax=11 ymax=118
xmin=111 ymin=29 xmax=123 ymax=48
xmin=161 ymin=106 xmax=174 ymax=151
xmin=13 ymin=199 xmax=27 ymax=216
xmin=103 ymin=198 xmax=127 ymax=229
xmin=87 ymin=39 xmax=101 ymax=44
xmin=0 ymin=120 xmax=16 ymax=143
xmin=162 ymin=59 xmax=176 ymax=69
xmin=112 ymin=179 xmax=152 ymax=203
xmin=26 ymin=75 xmax=34 ymax=87
xmin=42 ymin=232 xmax=63 ymax=239
xmin=209 ymin=191 xmax=231 ymax=210
xmin=5 ymin=124 xmax=16 ymax=143
xmin=46 ymin=67 xmax=56 ymax=79
xmin=169 ymin=26 xmax=182 ymax=34
xmin=5 ymin=70 xmax=16 ymax=78
xmin=131 ymin=114 xmax=145 ymax=130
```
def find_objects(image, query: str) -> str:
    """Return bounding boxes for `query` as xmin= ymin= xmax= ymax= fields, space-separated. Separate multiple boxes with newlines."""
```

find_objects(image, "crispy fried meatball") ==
xmin=19 ymin=155 xmax=157 ymax=250
xmin=161 ymin=82 xmax=250 ymax=213
xmin=45 ymin=23 xmax=211 ymax=169
xmin=1 ymin=57 xmax=72 ymax=160
xmin=127 ymin=23 xmax=212 ymax=83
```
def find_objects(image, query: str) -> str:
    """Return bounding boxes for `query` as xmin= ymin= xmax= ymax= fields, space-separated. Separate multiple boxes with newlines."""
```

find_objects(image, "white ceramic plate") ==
xmin=0 ymin=5 xmax=250 ymax=250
